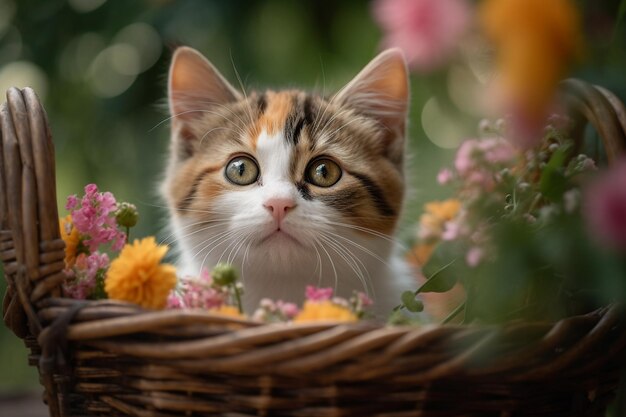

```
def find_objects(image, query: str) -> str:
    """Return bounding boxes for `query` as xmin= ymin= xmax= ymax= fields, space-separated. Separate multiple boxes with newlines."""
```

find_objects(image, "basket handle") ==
xmin=0 ymin=88 xmax=65 ymax=338
xmin=559 ymin=78 xmax=626 ymax=162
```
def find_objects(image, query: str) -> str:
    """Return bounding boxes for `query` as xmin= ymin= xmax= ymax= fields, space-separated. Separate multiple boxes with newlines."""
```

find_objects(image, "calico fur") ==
xmin=162 ymin=47 xmax=413 ymax=316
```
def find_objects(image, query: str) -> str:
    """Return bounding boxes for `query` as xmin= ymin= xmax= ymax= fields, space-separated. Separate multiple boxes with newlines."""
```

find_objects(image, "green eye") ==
xmin=306 ymin=158 xmax=342 ymax=187
xmin=225 ymin=156 xmax=259 ymax=186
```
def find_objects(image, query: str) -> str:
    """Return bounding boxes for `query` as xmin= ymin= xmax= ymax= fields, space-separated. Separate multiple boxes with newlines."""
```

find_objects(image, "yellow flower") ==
xmin=210 ymin=305 xmax=246 ymax=319
xmin=59 ymin=215 xmax=80 ymax=268
xmin=480 ymin=0 xmax=582 ymax=119
xmin=105 ymin=237 xmax=177 ymax=309
xmin=294 ymin=301 xmax=358 ymax=323
xmin=418 ymin=199 xmax=461 ymax=240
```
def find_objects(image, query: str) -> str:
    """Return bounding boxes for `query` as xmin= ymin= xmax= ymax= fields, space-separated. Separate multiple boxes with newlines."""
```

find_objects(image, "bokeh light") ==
xmin=0 ymin=60 xmax=48 ymax=99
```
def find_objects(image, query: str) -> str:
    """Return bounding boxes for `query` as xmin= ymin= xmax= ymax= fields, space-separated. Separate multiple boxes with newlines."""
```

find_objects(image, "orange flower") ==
xmin=293 ymin=301 xmax=358 ymax=323
xmin=210 ymin=305 xmax=246 ymax=319
xmin=480 ymin=0 xmax=582 ymax=121
xmin=59 ymin=215 xmax=80 ymax=268
xmin=105 ymin=237 xmax=177 ymax=309
xmin=418 ymin=199 xmax=461 ymax=241
xmin=409 ymin=243 xmax=436 ymax=266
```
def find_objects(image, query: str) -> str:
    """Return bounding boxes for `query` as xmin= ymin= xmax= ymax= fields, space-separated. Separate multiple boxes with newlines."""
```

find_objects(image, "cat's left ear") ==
xmin=335 ymin=48 xmax=409 ymax=162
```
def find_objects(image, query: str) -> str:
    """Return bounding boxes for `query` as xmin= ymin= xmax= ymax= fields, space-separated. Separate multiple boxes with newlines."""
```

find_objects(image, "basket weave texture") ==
xmin=1 ymin=80 xmax=626 ymax=417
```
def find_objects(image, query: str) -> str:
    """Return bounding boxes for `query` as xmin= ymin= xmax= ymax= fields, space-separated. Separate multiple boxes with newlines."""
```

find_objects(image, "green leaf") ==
xmin=539 ymin=147 xmax=570 ymax=201
xmin=401 ymin=290 xmax=424 ymax=312
xmin=420 ymin=260 xmax=458 ymax=292
xmin=420 ymin=242 xmax=461 ymax=293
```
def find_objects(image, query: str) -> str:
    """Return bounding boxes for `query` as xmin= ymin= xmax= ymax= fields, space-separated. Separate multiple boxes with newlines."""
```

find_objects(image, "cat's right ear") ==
xmin=168 ymin=47 xmax=241 ymax=124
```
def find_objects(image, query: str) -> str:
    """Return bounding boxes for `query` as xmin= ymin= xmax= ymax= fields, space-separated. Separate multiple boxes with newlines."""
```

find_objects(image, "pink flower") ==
xmin=69 ymin=184 xmax=126 ymax=252
xmin=172 ymin=271 xmax=228 ymax=310
xmin=454 ymin=139 xmax=480 ymax=176
xmin=65 ymin=195 xmax=78 ymax=211
xmin=452 ymin=138 xmax=517 ymax=192
xmin=466 ymin=246 xmax=484 ymax=267
xmin=455 ymin=138 xmax=516 ymax=175
xmin=276 ymin=300 xmax=300 ymax=319
xmin=373 ymin=0 xmax=471 ymax=72
xmin=85 ymin=184 xmax=98 ymax=195
xmin=442 ymin=221 xmax=462 ymax=241
xmin=62 ymin=251 xmax=109 ymax=300
xmin=63 ymin=282 xmax=90 ymax=300
xmin=305 ymin=286 xmax=334 ymax=302
xmin=583 ymin=158 xmax=626 ymax=251
xmin=483 ymin=139 xmax=516 ymax=165
xmin=166 ymin=292 xmax=184 ymax=309
xmin=357 ymin=292 xmax=373 ymax=307
xmin=86 ymin=252 xmax=109 ymax=277
xmin=253 ymin=298 xmax=300 ymax=322
xmin=437 ymin=168 xmax=454 ymax=185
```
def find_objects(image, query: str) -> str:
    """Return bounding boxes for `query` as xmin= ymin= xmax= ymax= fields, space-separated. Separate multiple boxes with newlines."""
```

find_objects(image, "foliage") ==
xmin=408 ymin=118 xmax=626 ymax=324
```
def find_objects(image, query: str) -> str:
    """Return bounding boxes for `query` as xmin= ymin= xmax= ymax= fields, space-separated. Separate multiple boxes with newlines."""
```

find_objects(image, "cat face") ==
xmin=162 ymin=47 xmax=409 ymax=294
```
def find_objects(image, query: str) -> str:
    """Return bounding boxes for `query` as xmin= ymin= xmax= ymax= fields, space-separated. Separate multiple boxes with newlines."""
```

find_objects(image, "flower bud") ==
xmin=212 ymin=263 xmax=238 ymax=286
xmin=478 ymin=119 xmax=491 ymax=134
xmin=115 ymin=202 xmax=139 ymax=228
xmin=495 ymin=118 xmax=506 ymax=132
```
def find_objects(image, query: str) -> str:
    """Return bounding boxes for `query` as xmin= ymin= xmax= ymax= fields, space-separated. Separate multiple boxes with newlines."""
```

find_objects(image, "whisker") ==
xmin=313 ymin=235 xmax=338 ymax=293
xmin=319 ymin=233 xmax=371 ymax=296
xmin=161 ymin=221 xmax=231 ymax=247
xmin=158 ymin=220 xmax=224 ymax=246
xmin=324 ymin=230 xmax=391 ymax=268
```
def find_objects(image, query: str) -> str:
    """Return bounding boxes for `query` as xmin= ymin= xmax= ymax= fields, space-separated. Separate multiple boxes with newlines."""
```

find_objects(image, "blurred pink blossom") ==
xmin=466 ymin=246 xmax=484 ymax=267
xmin=357 ymin=292 xmax=374 ymax=308
xmin=65 ymin=195 xmax=79 ymax=211
xmin=583 ymin=158 xmax=626 ymax=251
xmin=373 ymin=0 xmax=471 ymax=72
xmin=62 ymin=251 xmax=109 ymax=299
xmin=180 ymin=273 xmax=227 ymax=310
xmin=305 ymin=286 xmax=334 ymax=302
xmin=454 ymin=138 xmax=517 ymax=191
xmin=277 ymin=301 xmax=300 ymax=319
xmin=437 ymin=168 xmax=454 ymax=185
xmin=166 ymin=293 xmax=184 ymax=309
xmin=252 ymin=298 xmax=300 ymax=322
xmin=441 ymin=222 xmax=459 ymax=240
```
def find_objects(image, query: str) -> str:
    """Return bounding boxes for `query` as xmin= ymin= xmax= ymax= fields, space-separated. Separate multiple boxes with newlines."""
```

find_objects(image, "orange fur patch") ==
xmin=250 ymin=91 xmax=293 ymax=146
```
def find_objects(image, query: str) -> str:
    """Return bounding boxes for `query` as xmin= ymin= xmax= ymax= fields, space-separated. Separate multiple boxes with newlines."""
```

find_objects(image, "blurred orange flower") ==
xmin=480 ymin=0 xmax=582 ymax=134
xmin=294 ymin=300 xmax=358 ymax=323
xmin=418 ymin=199 xmax=462 ymax=241
xmin=59 ymin=215 xmax=80 ymax=269
xmin=211 ymin=305 xmax=246 ymax=319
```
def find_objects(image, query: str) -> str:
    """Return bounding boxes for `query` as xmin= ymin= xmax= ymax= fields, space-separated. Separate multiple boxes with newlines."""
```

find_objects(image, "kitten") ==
xmin=162 ymin=46 xmax=413 ymax=317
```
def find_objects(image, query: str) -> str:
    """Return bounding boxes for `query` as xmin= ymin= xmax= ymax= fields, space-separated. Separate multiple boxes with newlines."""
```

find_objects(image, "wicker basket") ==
xmin=1 ymin=80 xmax=626 ymax=417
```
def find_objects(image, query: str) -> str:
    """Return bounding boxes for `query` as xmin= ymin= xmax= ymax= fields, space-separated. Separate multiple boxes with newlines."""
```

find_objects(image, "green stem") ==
xmin=441 ymin=301 xmax=466 ymax=324
xmin=126 ymin=226 xmax=130 ymax=243
xmin=233 ymin=284 xmax=243 ymax=314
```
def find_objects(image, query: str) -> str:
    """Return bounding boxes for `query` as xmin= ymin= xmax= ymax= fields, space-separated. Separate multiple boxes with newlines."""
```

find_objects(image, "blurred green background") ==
xmin=0 ymin=0 xmax=624 ymax=395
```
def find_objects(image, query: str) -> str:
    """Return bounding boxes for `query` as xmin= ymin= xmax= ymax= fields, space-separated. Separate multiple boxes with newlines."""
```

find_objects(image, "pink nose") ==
xmin=264 ymin=198 xmax=296 ymax=227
